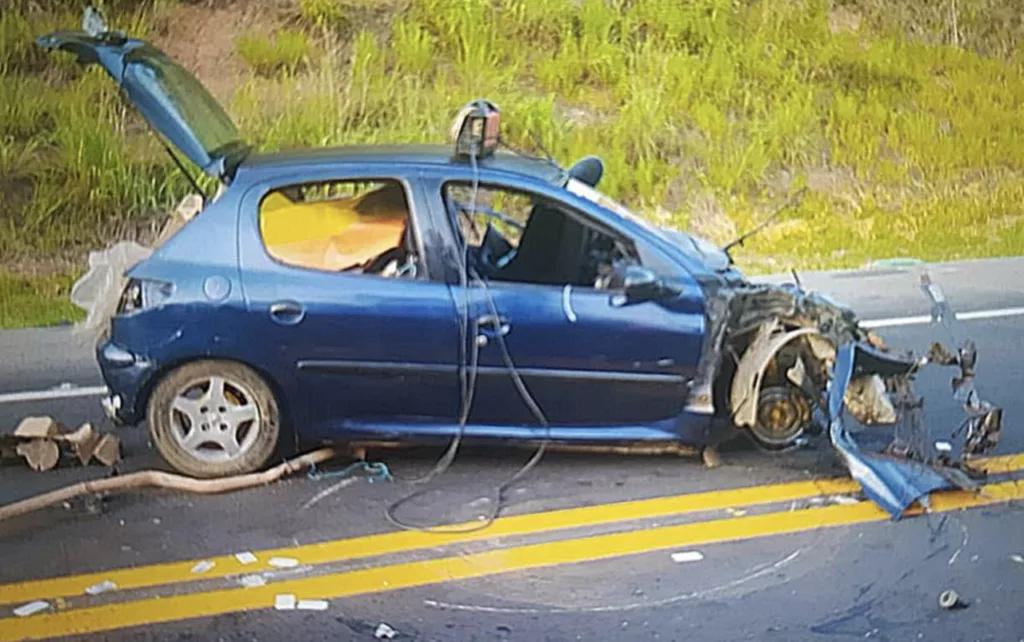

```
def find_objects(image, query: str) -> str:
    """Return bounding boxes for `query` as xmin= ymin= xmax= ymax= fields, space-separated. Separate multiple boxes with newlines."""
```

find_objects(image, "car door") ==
xmin=426 ymin=172 xmax=706 ymax=428
xmin=237 ymin=168 xmax=462 ymax=441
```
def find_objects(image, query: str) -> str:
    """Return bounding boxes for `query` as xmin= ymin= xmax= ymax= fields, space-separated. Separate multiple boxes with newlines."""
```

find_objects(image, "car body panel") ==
xmin=233 ymin=165 xmax=464 ymax=440
xmin=35 ymin=31 xmax=248 ymax=179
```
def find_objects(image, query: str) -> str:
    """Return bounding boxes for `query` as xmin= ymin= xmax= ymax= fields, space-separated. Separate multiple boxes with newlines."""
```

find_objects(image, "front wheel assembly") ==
xmin=748 ymin=385 xmax=815 ymax=450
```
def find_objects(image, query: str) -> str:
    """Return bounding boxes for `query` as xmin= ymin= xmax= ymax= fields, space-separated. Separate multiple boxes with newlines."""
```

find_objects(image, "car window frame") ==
xmin=242 ymin=167 xmax=439 ymax=283
xmin=438 ymin=176 xmax=646 ymax=294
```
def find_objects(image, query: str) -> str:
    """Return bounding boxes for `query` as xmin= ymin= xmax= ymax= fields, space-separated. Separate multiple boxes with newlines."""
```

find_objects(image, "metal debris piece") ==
xmin=16 ymin=439 xmax=60 ymax=472
xmin=374 ymin=623 xmax=397 ymax=639
xmin=13 ymin=417 xmax=62 ymax=439
xmin=939 ymin=589 xmax=967 ymax=610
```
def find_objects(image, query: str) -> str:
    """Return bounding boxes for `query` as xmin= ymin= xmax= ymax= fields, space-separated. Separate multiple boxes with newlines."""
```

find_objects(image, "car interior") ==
xmin=444 ymin=183 xmax=639 ymax=290
xmin=258 ymin=180 xmax=420 ymax=278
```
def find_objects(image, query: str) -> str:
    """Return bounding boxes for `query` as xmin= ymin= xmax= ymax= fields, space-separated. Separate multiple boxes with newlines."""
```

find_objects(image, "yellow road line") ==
xmin=0 ymin=477 xmax=860 ymax=605
xmin=4 ymin=478 xmax=1021 ymax=642
xmin=2 ymin=451 xmax=1020 ymax=607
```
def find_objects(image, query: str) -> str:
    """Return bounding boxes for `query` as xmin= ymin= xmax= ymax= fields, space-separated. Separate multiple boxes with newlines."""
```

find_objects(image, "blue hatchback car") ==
xmin=38 ymin=25 xmax=921 ymax=481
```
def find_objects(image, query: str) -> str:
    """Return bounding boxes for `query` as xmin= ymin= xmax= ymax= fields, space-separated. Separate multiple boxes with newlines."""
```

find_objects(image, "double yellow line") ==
xmin=3 ymin=453 xmax=1023 ymax=641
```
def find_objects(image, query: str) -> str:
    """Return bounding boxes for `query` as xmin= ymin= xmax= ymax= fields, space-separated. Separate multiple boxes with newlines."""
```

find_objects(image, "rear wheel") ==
xmin=147 ymin=360 xmax=280 ymax=478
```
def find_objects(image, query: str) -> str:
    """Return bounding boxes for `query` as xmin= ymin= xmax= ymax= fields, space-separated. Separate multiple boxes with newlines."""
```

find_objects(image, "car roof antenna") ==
xmin=722 ymin=186 xmax=809 ymax=255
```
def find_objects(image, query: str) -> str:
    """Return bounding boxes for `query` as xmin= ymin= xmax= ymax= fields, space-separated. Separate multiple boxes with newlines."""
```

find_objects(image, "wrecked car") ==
xmin=36 ymin=21 xmax=1002 ymax=516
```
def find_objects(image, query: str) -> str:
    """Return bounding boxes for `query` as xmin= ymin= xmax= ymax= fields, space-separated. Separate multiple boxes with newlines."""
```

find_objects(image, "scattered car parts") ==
xmin=2 ymin=416 xmax=121 ymax=472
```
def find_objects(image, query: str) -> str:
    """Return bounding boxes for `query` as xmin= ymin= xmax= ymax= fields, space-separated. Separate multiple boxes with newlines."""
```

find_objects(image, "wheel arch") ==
xmin=728 ymin=322 xmax=833 ymax=429
xmin=136 ymin=355 xmax=294 ymax=439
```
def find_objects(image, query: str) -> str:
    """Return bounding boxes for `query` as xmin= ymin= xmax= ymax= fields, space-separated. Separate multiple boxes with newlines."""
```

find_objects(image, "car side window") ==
xmin=258 ymin=178 xmax=421 ymax=279
xmin=441 ymin=181 xmax=642 ymax=290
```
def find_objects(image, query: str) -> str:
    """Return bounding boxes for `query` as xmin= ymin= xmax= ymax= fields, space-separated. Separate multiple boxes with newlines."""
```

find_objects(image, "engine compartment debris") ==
xmin=706 ymin=271 xmax=1004 ymax=518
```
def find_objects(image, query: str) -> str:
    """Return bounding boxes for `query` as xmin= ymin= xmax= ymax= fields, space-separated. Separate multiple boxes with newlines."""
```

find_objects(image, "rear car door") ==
xmin=237 ymin=168 xmax=461 ymax=441
xmin=426 ymin=172 xmax=706 ymax=429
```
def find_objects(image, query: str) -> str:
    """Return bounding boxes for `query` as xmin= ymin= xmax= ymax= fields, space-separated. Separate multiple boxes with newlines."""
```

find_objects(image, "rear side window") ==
xmin=257 ymin=178 xmax=420 ymax=279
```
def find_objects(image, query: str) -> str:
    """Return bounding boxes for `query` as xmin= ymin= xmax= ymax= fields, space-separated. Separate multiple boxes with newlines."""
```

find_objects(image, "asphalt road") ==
xmin=2 ymin=257 xmax=1024 ymax=642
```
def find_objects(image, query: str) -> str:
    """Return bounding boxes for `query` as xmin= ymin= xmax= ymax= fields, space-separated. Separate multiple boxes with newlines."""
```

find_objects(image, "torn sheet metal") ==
xmin=827 ymin=340 xmax=994 ymax=519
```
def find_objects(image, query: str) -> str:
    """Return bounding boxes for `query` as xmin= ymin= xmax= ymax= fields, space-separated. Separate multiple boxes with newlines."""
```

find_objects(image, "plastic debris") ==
xmin=13 ymin=601 xmax=50 ymax=617
xmin=1010 ymin=554 xmax=1024 ymax=564
xmin=670 ymin=551 xmax=704 ymax=563
xmin=297 ymin=599 xmax=328 ymax=611
xmin=235 ymin=552 xmax=258 ymax=565
xmin=69 ymin=240 xmax=154 ymax=344
xmin=935 ymin=441 xmax=953 ymax=453
xmin=828 ymin=495 xmax=861 ymax=506
xmin=238 ymin=575 xmax=266 ymax=588
xmin=84 ymin=580 xmax=117 ymax=596
xmin=939 ymin=589 xmax=967 ymax=610
xmin=725 ymin=507 xmax=747 ymax=517
xmin=375 ymin=623 xmax=397 ymax=639
xmin=191 ymin=560 xmax=215 ymax=574
xmin=274 ymin=594 xmax=296 ymax=610
xmin=268 ymin=557 xmax=299 ymax=569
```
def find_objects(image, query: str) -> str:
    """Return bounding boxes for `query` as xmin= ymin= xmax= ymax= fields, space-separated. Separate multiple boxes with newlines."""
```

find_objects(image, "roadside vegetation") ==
xmin=2 ymin=0 xmax=1024 ymax=328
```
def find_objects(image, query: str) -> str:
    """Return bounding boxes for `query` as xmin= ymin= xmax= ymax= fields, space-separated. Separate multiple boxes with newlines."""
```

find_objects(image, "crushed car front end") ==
xmin=688 ymin=264 xmax=1004 ymax=519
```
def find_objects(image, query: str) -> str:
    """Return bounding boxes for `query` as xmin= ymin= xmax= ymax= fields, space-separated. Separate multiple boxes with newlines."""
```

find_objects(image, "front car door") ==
xmin=237 ymin=166 xmax=461 ymax=442
xmin=421 ymin=168 xmax=707 ymax=433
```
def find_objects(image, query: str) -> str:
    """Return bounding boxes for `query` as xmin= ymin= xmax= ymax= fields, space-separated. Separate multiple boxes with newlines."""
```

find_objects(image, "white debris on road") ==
xmin=238 ymin=574 xmax=266 ymax=588
xmin=297 ymin=599 xmax=329 ymax=611
xmin=84 ymin=580 xmax=117 ymax=595
xmin=235 ymin=552 xmax=258 ymax=565
xmin=13 ymin=601 xmax=50 ymax=617
xmin=268 ymin=557 xmax=299 ymax=568
xmin=274 ymin=594 xmax=296 ymax=610
xmin=191 ymin=560 xmax=215 ymax=574
xmin=670 ymin=551 xmax=705 ymax=563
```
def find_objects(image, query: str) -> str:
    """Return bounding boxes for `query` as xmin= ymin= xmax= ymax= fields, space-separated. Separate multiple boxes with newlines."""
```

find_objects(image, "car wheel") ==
xmin=148 ymin=360 xmax=280 ymax=478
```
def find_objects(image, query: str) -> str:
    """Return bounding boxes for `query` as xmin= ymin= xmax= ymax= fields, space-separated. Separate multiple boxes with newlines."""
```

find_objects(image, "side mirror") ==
xmin=611 ymin=266 xmax=675 ymax=306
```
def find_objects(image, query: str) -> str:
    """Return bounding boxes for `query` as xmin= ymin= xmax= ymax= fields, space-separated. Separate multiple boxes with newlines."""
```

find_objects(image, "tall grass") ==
xmin=4 ymin=0 xmax=1024 ymax=280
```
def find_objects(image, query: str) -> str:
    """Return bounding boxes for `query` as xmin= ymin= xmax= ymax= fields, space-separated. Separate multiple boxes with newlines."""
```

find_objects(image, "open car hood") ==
xmin=36 ymin=30 xmax=249 ymax=182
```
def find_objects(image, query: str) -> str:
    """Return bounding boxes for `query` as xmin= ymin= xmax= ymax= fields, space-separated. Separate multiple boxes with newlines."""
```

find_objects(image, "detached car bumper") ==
xmin=96 ymin=338 xmax=156 ymax=426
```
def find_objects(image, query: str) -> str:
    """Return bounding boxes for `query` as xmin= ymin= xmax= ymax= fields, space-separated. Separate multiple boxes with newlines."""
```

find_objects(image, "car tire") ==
xmin=147 ymin=360 xmax=280 ymax=478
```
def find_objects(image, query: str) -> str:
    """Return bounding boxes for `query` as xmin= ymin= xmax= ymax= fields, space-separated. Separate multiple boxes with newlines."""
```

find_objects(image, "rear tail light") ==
xmin=117 ymin=278 xmax=174 ymax=314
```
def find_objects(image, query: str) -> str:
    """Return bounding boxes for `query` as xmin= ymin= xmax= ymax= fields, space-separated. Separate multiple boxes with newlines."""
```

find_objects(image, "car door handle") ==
xmin=476 ymin=314 xmax=511 ymax=336
xmin=269 ymin=300 xmax=305 ymax=326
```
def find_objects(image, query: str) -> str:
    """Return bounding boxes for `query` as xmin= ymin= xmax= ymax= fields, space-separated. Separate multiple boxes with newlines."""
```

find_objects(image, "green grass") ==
xmin=0 ymin=273 xmax=84 ymax=330
xmin=3 ymin=0 xmax=1024 ymax=328
xmin=236 ymin=28 xmax=314 ymax=77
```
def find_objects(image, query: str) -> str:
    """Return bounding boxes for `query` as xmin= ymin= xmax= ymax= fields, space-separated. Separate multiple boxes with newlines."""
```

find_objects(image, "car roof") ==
xmin=233 ymin=143 xmax=566 ymax=185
